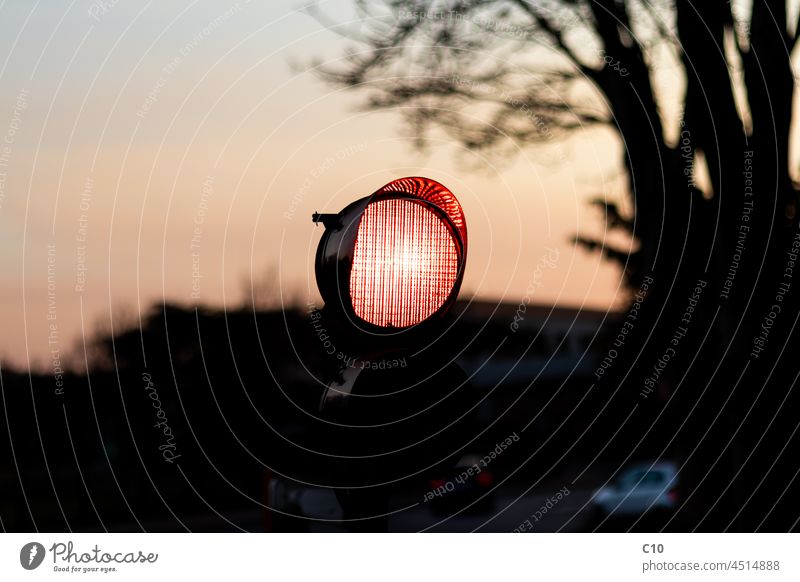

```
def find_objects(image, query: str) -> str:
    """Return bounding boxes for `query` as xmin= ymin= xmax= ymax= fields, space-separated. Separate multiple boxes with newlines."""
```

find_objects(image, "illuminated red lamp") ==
xmin=312 ymin=177 xmax=467 ymax=331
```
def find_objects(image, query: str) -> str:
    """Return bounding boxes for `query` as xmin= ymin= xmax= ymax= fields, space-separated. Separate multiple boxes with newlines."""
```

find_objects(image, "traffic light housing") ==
xmin=313 ymin=176 xmax=467 ymax=335
xmin=310 ymin=176 xmax=474 ymax=530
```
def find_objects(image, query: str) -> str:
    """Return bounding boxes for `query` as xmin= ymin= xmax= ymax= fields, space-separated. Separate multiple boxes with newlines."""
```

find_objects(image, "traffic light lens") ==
xmin=350 ymin=198 xmax=459 ymax=328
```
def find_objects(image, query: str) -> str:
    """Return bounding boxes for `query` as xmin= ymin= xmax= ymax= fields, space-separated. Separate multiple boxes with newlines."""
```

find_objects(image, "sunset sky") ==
xmin=0 ymin=0 xmax=631 ymax=369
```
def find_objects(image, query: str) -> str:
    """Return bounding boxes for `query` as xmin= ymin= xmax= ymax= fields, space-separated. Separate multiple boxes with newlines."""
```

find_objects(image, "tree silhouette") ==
xmin=315 ymin=0 xmax=800 ymax=531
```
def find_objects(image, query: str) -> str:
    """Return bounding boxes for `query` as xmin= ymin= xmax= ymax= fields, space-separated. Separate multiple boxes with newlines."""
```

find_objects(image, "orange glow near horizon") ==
xmin=0 ymin=0 xmax=629 ymax=370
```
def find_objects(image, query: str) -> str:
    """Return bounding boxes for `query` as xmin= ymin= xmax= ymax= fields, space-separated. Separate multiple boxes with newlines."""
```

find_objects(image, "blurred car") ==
xmin=590 ymin=461 xmax=679 ymax=520
xmin=428 ymin=454 xmax=495 ymax=515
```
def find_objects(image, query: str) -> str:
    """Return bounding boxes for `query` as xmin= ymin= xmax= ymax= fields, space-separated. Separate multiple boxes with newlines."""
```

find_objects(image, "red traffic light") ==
xmin=313 ymin=177 xmax=467 ymax=331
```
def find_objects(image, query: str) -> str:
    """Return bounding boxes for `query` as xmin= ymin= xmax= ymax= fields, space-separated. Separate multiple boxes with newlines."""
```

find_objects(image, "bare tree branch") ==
xmin=510 ymin=0 xmax=600 ymax=80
